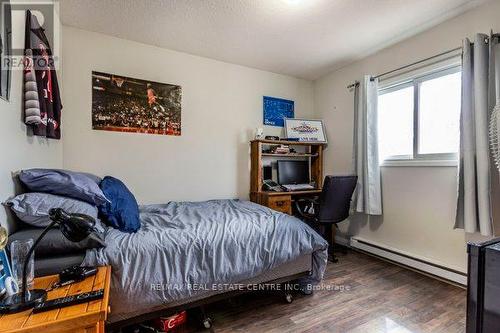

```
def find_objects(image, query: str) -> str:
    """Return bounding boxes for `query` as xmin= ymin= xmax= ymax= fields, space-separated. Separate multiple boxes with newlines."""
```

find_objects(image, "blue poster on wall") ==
xmin=263 ymin=96 xmax=294 ymax=127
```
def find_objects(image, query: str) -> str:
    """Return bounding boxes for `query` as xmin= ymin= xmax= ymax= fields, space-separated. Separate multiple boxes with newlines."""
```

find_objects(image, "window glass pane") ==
xmin=419 ymin=71 xmax=461 ymax=155
xmin=377 ymin=86 xmax=414 ymax=161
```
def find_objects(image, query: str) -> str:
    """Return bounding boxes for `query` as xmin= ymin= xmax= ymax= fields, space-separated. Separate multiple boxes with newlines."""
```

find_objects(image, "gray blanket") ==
xmin=83 ymin=199 xmax=328 ymax=323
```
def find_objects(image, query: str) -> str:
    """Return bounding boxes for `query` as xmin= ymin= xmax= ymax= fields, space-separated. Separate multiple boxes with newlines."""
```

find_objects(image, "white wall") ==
xmin=0 ymin=4 xmax=63 ymax=233
xmin=314 ymin=0 xmax=500 ymax=272
xmin=6 ymin=1 xmax=495 ymax=272
xmin=61 ymin=27 xmax=314 ymax=205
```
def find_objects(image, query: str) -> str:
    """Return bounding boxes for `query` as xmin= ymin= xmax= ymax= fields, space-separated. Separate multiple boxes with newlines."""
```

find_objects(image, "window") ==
xmin=377 ymin=67 xmax=461 ymax=163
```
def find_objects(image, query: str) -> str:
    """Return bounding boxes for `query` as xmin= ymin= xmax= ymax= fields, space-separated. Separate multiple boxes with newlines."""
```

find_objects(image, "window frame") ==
xmin=378 ymin=65 xmax=461 ymax=163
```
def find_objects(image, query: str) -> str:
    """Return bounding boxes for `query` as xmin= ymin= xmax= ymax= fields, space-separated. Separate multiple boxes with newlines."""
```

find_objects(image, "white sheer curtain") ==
xmin=353 ymin=75 xmax=383 ymax=215
xmin=455 ymin=33 xmax=500 ymax=236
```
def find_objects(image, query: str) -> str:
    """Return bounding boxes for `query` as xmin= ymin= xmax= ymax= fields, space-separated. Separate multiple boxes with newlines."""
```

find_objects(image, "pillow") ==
xmin=19 ymin=169 xmax=109 ymax=205
xmin=98 ymin=176 xmax=140 ymax=233
xmin=4 ymin=193 xmax=105 ymax=230
xmin=77 ymin=172 xmax=102 ymax=184
xmin=7 ymin=227 xmax=105 ymax=257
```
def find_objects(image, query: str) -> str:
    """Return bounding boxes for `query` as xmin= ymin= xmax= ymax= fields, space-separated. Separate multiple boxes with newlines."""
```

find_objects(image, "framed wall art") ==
xmin=0 ymin=0 xmax=12 ymax=100
xmin=284 ymin=118 xmax=327 ymax=143
xmin=263 ymin=96 xmax=294 ymax=127
xmin=92 ymin=71 xmax=182 ymax=136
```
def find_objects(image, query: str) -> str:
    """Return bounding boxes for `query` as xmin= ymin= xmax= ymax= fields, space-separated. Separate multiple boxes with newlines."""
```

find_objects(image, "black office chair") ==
xmin=294 ymin=175 xmax=358 ymax=263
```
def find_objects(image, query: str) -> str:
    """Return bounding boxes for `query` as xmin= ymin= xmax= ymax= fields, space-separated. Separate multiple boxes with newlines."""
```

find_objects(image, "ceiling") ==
xmin=59 ymin=0 xmax=485 ymax=80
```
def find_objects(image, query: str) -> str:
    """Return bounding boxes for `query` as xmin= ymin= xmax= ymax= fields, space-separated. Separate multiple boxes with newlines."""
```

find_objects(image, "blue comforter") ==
xmin=83 ymin=199 xmax=328 ymax=322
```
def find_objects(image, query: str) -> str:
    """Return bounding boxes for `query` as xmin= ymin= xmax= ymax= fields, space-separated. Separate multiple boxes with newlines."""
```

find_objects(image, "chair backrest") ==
xmin=317 ymin=175 xmax=358 ymax=224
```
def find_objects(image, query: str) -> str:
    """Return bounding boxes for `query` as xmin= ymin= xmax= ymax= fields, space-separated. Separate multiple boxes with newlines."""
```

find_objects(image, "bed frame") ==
xmin=107 ymin=271 xmax=310 ymax=331
xmin=106 ymin=254 xmax=314 ymax=331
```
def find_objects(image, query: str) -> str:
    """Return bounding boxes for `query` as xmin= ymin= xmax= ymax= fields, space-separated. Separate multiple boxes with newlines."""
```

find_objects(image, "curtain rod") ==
xmin=346 ymin=33 xmax=500 ymax=89
xmin=346 ymin=46 xmax=461 ymax=89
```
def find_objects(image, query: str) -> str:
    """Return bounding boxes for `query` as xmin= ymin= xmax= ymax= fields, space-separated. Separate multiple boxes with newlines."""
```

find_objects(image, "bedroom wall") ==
xmin=314 ymin=0 xmax=500 ymax=272
xmin=61 ymin=26 xmax=314 ymax=205
xmin=0 ymin=3 xmax=63 ymax=233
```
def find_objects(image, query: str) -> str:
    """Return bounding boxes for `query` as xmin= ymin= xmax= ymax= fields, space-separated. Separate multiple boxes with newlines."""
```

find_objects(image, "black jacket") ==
xmin=24 ymin=10 xmax=62 ymax=139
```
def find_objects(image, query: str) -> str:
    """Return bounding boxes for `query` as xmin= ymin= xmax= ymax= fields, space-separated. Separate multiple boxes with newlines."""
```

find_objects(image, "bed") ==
xmin=82 ymin=199 xmax=328 ymax=327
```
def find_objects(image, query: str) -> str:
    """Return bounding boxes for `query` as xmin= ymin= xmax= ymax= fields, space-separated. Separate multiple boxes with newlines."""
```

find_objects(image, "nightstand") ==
xmin=0 ymin=266 xmax=111 ymax=333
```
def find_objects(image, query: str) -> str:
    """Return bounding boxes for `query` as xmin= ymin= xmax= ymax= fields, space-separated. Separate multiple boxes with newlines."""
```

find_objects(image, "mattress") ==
xmin=84 ymin=199 xmax=328 ymax=323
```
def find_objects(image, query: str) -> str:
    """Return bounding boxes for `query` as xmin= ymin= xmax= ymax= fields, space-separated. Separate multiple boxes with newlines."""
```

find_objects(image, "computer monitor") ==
xmin=277 ymin=160 xmax=310 ymax=185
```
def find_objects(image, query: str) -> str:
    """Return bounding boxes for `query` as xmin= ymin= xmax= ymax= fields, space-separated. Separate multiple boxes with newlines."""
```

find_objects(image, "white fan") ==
xmin=490 ymin=101 xmax=500 ymax=172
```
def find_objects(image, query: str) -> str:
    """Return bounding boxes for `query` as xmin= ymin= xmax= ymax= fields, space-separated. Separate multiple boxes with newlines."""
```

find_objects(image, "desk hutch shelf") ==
xmin=249 ymin=139 xmax=326 ymax=214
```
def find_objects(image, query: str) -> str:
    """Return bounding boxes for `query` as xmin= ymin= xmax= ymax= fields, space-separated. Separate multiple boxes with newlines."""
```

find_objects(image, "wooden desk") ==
xmin=0 ymin=266 xmax=111 ymax=333
xmin=255 ymin=190 xmax=322 ymax=215
xmin=250 ymin=139 xmax=326 ymax=215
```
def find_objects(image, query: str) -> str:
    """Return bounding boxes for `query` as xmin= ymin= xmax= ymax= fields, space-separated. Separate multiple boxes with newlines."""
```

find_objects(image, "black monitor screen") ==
xmin=277 ymin=160 xmax=310 ymax=185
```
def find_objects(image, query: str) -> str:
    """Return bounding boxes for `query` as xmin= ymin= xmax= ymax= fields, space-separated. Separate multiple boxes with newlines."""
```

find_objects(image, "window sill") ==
xmin=381 ymin=159 xmax=458 ymax=167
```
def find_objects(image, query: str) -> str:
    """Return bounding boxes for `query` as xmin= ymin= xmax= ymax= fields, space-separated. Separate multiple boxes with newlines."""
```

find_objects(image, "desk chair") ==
xmin=294 ymin=175 xmax=358 ymax=263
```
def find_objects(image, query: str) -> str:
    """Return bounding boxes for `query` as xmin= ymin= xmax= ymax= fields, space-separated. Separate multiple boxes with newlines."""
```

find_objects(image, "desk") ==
xmin=254 ymin=190 xmax=322 ymax=215
xmin=0 ymin=266 xmax=111 ymax=333
xmin=249 ymin=139 xmax=326 ymax=215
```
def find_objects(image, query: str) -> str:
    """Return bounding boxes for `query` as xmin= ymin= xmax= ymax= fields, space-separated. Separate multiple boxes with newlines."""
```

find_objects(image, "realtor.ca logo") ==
xmin=1 ymin=0 xmax=60 ymax=71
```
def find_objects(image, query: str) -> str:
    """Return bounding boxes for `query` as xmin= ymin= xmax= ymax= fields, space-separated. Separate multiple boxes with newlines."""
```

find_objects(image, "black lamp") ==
xmin=0 ymin=208 xmax=96 ymax=313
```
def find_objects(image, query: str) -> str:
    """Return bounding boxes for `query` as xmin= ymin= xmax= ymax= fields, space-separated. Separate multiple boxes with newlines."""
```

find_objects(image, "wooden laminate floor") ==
xmin=186 ymin=250 xmax=466 ymax=333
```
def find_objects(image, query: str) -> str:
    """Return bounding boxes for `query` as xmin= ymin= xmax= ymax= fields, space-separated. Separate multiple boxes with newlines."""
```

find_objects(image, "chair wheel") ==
xmin=203 ymin=317 xmax=213 ymax=329
xmin=285 ymin=293 xmax=293 ymax=303
xmin=328 ymin=255 xmax=339 ymax=263
xmin=300 ymin=285 xmax=313 ymax=295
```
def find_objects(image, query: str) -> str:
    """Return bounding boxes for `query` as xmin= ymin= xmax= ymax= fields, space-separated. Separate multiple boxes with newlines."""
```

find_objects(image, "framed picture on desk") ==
xmin=284 ymin=118 xmax=327 ymax=143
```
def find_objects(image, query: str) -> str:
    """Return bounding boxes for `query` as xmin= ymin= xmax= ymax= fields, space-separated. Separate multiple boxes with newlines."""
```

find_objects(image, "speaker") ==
xmin=263 ymin=166 xmax=272 ymax=180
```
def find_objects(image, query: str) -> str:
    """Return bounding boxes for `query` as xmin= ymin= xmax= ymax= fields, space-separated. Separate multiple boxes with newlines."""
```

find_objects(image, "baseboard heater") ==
xmin=349 ymin=237 xmax=467 ymax=286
